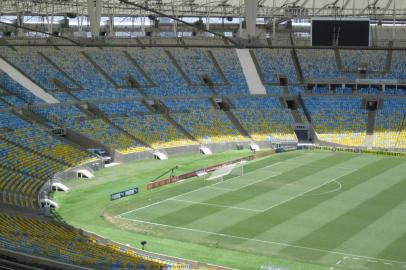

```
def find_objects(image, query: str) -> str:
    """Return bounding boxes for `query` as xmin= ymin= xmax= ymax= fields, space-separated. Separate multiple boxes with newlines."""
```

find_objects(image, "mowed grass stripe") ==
xmin=202 ymin=155 xmax=383 ymax=245
xmin=203 ymin=152 xmax=351 ymax=207
xmin=120 ymin=151 xmax=306 ymax=219
xmin=374 ymin=229 xmax=406 ymax=263
xmin=281 ymin=165 xmax=406 ymax=261
xmin=320 ymin=200 xmax=406 ymax=268
xmin=149 ymin=152 xmax=355 ymax=228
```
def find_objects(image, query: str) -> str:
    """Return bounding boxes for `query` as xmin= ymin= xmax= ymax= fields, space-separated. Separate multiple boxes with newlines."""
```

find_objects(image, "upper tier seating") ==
xmin=86 ymin=48 xmax=149 ymax=87
xmin=41 ymin=47 xmax=143 ymax=100
xmin=297 ymin=49 xmax=341 ymax=80
xmin=210 ymin=49 xmax=249 ymax=95
xmin=304 ymin=96 xmax=368 ymax=146
xmin=127 ymin=48 xmax=211 ymax=96
xmin=0 ymin=71 xmax=44 ymax=105
xmin=389 ymin=51 xmax=406 ymax=80
xmin=0 ymin=214 xmax=177 ymax=269
xmin=340 ymin=49 xmax=386 ymax=74
xmin=168 ymin=48 xmax=224 ymax=85
xmin=0 ymin=47 xmax=76 ymax=92
xmin=373 ymin=99 xmax=406 ymax=149
xmin=254 ymin=49 xmax=298 ymax=84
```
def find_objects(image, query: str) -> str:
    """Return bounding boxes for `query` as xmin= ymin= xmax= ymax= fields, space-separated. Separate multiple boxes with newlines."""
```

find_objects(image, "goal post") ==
xmin=205 ymin=162 xmax=245 ymax=182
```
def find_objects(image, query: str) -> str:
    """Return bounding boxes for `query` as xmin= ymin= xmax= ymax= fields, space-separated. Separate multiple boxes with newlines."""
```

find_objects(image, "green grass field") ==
xmin=54 ymin=149 xmax=406 ymax=270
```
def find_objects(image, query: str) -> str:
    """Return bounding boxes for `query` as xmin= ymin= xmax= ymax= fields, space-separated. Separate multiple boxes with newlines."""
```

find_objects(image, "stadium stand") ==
xmin=127 ymin=48 xmax=212 ymax=96
xmin=0 ymin=71 xmax=44 ymax=106
xmin=31 ymin=104 xmax=146 ymax=153
xmin=97 ymin=100 xmax=150 ymax=117
xmin=229 ymin=96 xmax=296 ymax=141
xmin=0 ymin=47 xmax=76 ymax=94
xmin=0 ymin=214 xmax=177 ymax=269
xmin=0 ymin=111 xmax=29 ymax=131
xmin=86 ymin=48 xmax=150 ymax=87
xmin=297 ymin=49 xmax=341 ymax=80
xmin=373 ymin=98 xmax=406 ymax=149
xmin=210 ymin=49 xmax=250 ymax=95
xmin=340 ymin=49 xmax=386 ymax=74
xmin=114 ymin=114 xmax=197 ymax=149
xmin=41 ymin=47 xmax=143 ymax=100
xmin=161 ymin=98 xmax=213 ymax=112
xmin=171 ymin=110 xmax=245 ymax=143
xmin=168 ymin=48 xmax=224 ymax=85
xmin=253 ymin=49 xmax=298 ymax=84
xmin=304 ymin=96 xmax=368 ymax=146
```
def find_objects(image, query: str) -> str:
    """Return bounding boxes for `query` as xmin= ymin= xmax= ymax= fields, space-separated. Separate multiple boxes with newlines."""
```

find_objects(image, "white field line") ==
xmin=330 ymin=255 xmax=406 ymax=270
xmin=118 ymin=162 xmax=286 ymax=218
xmin=205 ymin=186 xmax=234 ymax=191
xmin=303 ymin=181 xmax=342 ymax=197
xmin=117 ymin=216 xmax=406 ymax=266
xmin=260 ymin=169 xmax=357 ymax=212
xmin=169 ymin=198 xmax=263 ymax=212
xmin=118 ymin=173 xmax=280 ymax=217
xmin=280 ymin=161 xmax=357 ymax=171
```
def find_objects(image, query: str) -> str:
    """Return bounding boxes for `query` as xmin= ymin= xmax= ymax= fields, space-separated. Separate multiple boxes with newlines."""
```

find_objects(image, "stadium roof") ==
xmin=1 ymin=0 xmax=405 ymax=18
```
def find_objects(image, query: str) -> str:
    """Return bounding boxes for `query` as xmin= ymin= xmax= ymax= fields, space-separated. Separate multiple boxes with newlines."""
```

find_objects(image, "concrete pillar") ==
xmin=16 ymin=13 xmax=24 ymax=37
xmin=244 ymin=0 xmax=258 ymax=39
xmin=87 ymin=0 xmax=102 ymax=37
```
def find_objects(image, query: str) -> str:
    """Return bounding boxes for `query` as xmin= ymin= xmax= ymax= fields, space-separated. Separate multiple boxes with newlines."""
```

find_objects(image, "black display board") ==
xmin=312 ymin=19 xmax=370 ymax=47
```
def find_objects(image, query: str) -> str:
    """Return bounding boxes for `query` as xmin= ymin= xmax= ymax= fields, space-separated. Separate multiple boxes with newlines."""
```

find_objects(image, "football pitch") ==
xmin=54 ymin=150 xmax=406 ymax=270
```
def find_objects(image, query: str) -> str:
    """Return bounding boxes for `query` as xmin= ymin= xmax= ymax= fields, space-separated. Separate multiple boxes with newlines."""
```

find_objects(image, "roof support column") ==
xmin=245 ymin=0 xmax=257 ymax=37
xmin=241 ymin=0 xmax=258 ymax=40
xmin=87 ymin=0 xmax=102 ymax=37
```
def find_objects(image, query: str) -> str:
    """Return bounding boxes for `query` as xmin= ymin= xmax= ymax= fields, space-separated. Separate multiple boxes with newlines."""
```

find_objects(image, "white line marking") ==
xmin=281 ymin=161 xmax=356 ymax=171
xmin=205 ymin=186 xmax=234 ymax=191
xmin=336 ymin=260 xmax=342 ymax=265
xmin=119 ymin=172 xmax=281 ymax=217
xmin=169 ymin=198 xmax=263 ymax=212
xmin=117 ymin=216 xmax=406 ymax=266
xmin=260 ymin=169 xmax=357 ymax=212
xmin=303 ymin=180 xmax=342 ymax=197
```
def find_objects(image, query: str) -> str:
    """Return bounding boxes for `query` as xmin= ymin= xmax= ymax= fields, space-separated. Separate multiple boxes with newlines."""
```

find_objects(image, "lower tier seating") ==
xmin=373 ymin=99 xmax=406 ymax=149
xmin=233 ymin=109 xmax=296 ymax=141
xmin=171 ymin=110 xmax=245 ymax=143
xmin=113 ymin=114 xmax=197 ymax=149
xmin=0 ymin=214 xmax=178 ymax=269
xmin=305 ymin=97 xmax=368 ymax=146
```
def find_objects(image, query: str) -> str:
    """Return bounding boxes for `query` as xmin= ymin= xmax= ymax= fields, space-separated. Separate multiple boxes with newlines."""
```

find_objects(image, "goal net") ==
xmin=206 ymin=162 xmax=245 ymax=182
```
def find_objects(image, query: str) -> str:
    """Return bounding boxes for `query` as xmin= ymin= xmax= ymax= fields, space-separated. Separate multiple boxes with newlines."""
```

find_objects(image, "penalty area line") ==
xmin=168 ymin=198 xmax=263 ymax=212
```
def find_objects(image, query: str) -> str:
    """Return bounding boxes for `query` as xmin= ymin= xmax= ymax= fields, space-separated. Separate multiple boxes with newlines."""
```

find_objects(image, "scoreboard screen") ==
xmin=312 ymin=18 xmax=370 ymax=47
